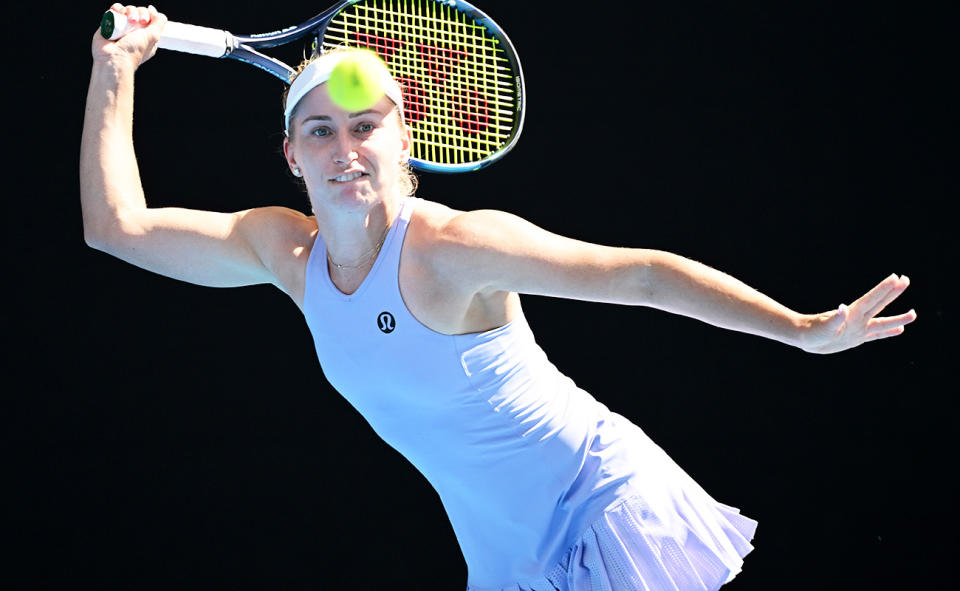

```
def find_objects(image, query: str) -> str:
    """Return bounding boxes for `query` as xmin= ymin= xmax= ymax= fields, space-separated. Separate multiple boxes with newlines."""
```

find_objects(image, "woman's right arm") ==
xmin=80 ymin=5 xmax=313 ymax=289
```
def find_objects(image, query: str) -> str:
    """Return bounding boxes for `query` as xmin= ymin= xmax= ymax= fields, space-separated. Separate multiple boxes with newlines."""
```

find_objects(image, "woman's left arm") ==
xmin=435 ymin=209 xmax=916 ymax=354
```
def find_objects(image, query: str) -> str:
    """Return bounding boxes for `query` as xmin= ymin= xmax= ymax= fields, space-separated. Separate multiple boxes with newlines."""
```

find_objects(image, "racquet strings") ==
xmin=322 ymin=0 xmax=518 ymax=166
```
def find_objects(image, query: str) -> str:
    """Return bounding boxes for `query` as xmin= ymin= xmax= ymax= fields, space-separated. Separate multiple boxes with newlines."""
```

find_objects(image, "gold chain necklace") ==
xmin=326 ymin=224 xmax=390 ymax=270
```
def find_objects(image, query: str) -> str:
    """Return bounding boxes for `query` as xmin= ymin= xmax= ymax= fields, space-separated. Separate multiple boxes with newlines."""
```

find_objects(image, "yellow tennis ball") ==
xmin=326 ymin=50 xmax=387 ymax=112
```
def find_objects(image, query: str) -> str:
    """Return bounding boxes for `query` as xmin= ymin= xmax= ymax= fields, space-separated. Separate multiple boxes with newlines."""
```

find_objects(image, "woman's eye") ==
xmin=356 ymin=123 xmax=375 ymax=134
xmin=310 ymin=127 xmax=331 ymax=137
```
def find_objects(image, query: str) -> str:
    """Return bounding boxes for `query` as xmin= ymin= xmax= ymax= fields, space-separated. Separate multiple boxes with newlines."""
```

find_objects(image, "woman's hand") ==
xmin=91 ymin=4 xmax=167 ymax=70
xmin=799 ymin=274 xmax=917 ymax=354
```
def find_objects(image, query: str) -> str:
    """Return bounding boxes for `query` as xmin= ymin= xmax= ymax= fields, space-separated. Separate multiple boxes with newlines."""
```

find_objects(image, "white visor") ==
xmin=284 ymin=49 xmax=404 ymax=134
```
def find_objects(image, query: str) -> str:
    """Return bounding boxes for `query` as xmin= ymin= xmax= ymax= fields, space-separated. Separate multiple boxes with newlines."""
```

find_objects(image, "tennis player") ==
xmin=80 ymin=6 xmax=917 ymax=590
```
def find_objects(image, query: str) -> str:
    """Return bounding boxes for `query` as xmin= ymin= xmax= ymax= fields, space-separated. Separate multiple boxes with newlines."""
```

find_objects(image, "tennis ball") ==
xmin=326 ymin=50 xmax=387 ymax=112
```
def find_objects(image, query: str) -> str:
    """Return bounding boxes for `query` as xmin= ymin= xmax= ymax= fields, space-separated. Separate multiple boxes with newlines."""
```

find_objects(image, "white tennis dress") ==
xmin=301 ymin=197 xmax=757 ymax=590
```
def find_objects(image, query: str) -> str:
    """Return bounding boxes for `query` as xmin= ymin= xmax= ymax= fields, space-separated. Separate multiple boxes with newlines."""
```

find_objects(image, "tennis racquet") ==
xmin=100 ymin=0 xmax=525 ymax=173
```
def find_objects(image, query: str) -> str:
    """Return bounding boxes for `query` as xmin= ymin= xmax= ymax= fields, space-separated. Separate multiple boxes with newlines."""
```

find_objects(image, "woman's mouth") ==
xmin=330 ymin=171 xmax=367 ymax=183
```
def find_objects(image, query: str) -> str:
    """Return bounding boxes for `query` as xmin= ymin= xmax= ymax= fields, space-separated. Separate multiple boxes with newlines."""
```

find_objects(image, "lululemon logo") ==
xmin=377 ymin=311 xmax=396 ymax=334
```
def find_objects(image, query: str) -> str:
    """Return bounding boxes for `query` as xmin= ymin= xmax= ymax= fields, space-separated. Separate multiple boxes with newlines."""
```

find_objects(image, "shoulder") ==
xmin=237 ymin=205 xmax=316 ymax=239
xmin=237 ymin=206 xmax=318 ymax=296
xmin=408 ymin=199 xmax=523 ymax=253
xmin=406 ymin=199 xmax=537 ymax=293
xmin=236 ymin=206 xmax=317 ymax=264
xmin=406 ymin=199 xmax=505 ymax=265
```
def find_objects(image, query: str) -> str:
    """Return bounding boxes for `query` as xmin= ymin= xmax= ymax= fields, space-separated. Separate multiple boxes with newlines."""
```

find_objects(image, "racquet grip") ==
xmin=101 ymin=10 xmax=234 ymax=58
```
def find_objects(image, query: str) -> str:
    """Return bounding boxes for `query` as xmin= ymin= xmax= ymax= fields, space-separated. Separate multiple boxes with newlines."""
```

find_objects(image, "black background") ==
xmin=5 ymin=1 xmax=954 ymax=589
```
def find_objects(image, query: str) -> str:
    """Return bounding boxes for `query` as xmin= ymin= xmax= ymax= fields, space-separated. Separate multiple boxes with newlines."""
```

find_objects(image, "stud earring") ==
xmin=292 ymin=167 xmax=302 ymax=177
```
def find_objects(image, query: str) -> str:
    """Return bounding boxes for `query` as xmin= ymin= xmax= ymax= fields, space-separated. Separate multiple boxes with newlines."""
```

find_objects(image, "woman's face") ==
xmin=283 ymin=85 xmax=410 ymax=213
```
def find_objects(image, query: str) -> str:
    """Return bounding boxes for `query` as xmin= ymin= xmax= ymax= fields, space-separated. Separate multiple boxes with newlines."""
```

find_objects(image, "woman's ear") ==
xmin=283 ymin=136 xmax=301 ymax=176
xmin=400 ymin=123 xmax=412 ymax=164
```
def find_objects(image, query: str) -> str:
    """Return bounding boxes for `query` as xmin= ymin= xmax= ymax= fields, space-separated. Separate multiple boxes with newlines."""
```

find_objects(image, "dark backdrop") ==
xmin=6 ymin=1 xmax=954 ymax=589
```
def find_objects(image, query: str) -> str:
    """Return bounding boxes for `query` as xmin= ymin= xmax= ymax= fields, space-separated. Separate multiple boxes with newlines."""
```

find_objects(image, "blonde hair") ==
xmin=283 ymin=49 xmax=418 ymax=197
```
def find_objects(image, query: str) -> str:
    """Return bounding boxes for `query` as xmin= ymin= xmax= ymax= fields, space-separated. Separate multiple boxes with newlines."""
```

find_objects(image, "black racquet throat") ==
xmin=101 ymin=0 xmax=525 ymax=173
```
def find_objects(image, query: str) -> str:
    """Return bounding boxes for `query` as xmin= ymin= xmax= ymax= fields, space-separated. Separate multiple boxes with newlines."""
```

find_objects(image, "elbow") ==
xmin=82 ymin=216 xmax=130 ymax=255
xmin=629 ymin=250 xmax=679 ymax=308
xmin=79 ymin=197 xmax=118 ymax=251
xmin=624 ymin=250 xmax=660 ymax=306
xmin=595 ymin=253 xmax=656 ymax=307
xmin=82 ymin=217 xmax=116 ymax=252
xmin=83 ymin=224 xmax=108 ymax=251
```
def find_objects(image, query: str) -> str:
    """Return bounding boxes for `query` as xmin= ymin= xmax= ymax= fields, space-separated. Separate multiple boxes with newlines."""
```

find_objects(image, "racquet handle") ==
xmin=100 ymin=10 xmax=236 ymax=58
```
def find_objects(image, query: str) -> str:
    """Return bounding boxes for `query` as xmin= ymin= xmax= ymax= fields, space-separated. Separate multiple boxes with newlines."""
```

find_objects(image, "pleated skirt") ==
xmin=477 ymin=442 xmax=758 ymax=591
xmin=540 ymin=495 xmax=757 ymax=591
xmin=480 ymin=496 xmax=756 ymax=591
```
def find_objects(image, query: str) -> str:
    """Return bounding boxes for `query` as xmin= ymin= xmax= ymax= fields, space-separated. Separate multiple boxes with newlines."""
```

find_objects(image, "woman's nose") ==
xmin=332 ymin=135 xmax=359 ymax=165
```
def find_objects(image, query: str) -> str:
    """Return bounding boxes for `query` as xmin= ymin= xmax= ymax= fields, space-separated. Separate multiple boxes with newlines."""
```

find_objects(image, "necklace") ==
xmin=326 ymin=223 xmax=391 ymax=270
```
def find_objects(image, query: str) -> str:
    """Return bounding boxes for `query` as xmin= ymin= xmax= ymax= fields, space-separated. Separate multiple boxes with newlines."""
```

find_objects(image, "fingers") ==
xmin=861 ymin=308 xmax=917 ymax=343
xmin=863 ymin=327 xmax=905 ymax=342
xmin=125 ymin=5 xmax=151 ymax=25
xmin=110 ymin=4 xmax=158 ymax=26
xmin=868 ymin=309 xmax=918 ymax=332
xmin=854 ymin=273 xmax=911 ymax=320
xmin=143 ymin=5 xmax=166 ymax=34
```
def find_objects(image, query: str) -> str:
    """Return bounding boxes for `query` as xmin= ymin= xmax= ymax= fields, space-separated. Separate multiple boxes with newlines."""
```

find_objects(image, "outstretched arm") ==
xmin=435 ymin=209 xmax=916 ymax=353
xmin=80 ymin=5 xmax=313 ymax=290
